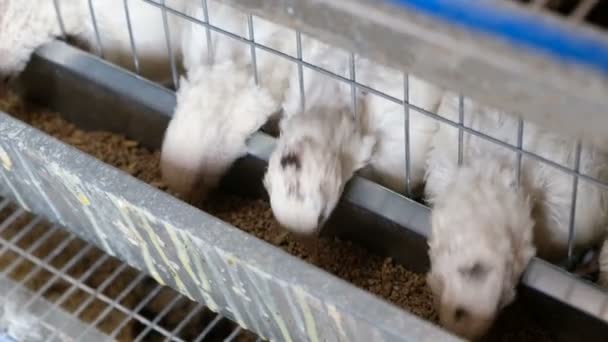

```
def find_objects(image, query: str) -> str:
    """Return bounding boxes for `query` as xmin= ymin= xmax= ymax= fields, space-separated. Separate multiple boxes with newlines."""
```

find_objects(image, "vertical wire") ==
xmin=160 ymin=0 xmax=179 ymax=88
xmin=296 ymin=32 xmax=305 ymax=111
xmin=403 ymin=73 xmax=412 ymax=197
xmin=349 ymin=53 xmax=357 ymax=119
xmin=201 ymin=0 xmax=214 ymax=64
xmin=52 ymin=0 xmax=67 ymax=38
xmin=515 ymin=119 xmax=524 ymax=188
xmin=247 ymin=14 xmax=259 ymax=85
xmin=567 ymin=141 xmax=583 ymax=266
xmin=457 ymin=95 xmax=465 ymax=165
xmin=87 ymin=0 xmax=104 ymax=57
xmin=123 ymin=0 xmax=141 ymax=74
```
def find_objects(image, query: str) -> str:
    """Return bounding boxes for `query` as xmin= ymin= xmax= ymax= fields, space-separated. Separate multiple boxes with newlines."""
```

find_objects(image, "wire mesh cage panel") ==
xmin=0 ymin=198 xmax=262 ymax=342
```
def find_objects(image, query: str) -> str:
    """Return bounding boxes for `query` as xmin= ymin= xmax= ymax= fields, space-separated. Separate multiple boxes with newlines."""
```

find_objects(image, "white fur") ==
xmin=264 ymin=49 xmax=375 ymax=236
xmin=0 ymin=0 xmax=188 ymax=82
xmin=161 ymin=62 xmax=278 ymax=203
xmin=358 ymin=60 xmax=443 ymax=194
xmin=425 ymin=92 xmax=608 ymax=339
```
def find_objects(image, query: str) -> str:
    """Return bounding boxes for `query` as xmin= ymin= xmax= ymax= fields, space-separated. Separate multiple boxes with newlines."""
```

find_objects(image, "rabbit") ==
xmin=264 ymin=47 xmax=375 ymax=239
xmin=160 ymin=61 xmax=279 ymax=204
xmin=0 ymin=0 xmax=192 ymax=85
xmin=425 ymin=91 xmax=608 ymax=339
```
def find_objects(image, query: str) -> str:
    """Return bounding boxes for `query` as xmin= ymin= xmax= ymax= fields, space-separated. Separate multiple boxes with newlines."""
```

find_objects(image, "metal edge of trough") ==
xmin=214 ymin=0 xmax=608 ymax=151
xmin=9 ymin=41 xmax=608 ymax=340
xmin=0 ymin=41 xmax=460 ymax=342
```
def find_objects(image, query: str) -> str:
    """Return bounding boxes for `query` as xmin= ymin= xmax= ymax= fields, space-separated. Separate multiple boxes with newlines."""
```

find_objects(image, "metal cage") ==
xmin=2 ymin=0 xmax=608 ymax=341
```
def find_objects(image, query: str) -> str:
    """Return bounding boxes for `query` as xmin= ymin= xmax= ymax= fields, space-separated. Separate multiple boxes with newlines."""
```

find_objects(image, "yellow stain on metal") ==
xmin=270 ymin=309 xmax=293 ymax=342
xmin=0 ymin=146 xmax=12 ymax=171
xmin=183 ymin=230 xmax=220 ymax=312
xmin=327 ymin=303 xmax=348 ymax=341
xmin=135 ymin=207 xmax=191 ymax=298
xmin=110 ymin=193 xmax=165 ymax=286
xmin=295 ymin=286 xmax=320 ymax=342
xmin=77 ymin=193 xmax=91 ymax=206
xmin=49 ymin=163 xmax=113 ymax=254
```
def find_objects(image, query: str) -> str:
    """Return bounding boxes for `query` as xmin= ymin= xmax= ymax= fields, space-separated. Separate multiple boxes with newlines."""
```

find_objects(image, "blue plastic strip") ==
xmin=387 ymin=0 xmax=608 ymax=74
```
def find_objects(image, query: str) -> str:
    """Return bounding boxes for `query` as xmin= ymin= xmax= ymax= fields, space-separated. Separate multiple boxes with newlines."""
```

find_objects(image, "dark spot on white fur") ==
xmin=454 ymin=307 xmax=469 ymax=322
xmin=280 ymin=153 xmax=301 ymax=170
xmin=459 ymin=262 xmax=488 ymax=280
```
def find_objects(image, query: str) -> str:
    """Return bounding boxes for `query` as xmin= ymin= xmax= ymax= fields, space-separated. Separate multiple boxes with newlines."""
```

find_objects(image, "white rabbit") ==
xmin=160 ymin=61 xmax=278 ymax=204
xmin=0 ymin=0 xmax=190 ymax=83
xmin=425 ymin=91 xmax=608 ymax=339
xmin=264 ymin=47 xmax=375 ymax=237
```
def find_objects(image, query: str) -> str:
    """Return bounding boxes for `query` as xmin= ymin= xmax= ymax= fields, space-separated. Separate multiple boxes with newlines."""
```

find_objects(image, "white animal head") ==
xmin=426 ymin=163 xmax=535 ymax=340
xmin=161 ymin=62 xmax=278 ymax=204
xmin=264 ymin=136 xmax=344 ymax=236
xmin=264 ymin=128 xmax=376 ymax=236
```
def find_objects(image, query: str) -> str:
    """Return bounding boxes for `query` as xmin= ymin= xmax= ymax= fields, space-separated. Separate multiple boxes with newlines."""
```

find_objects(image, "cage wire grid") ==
xmin=0 ymin=197 xmax=262 ymax=342
xmin=59 ymin=0 xmax=608 ymax=263
xmin=38 ymin=0 xmax=608 ymax=337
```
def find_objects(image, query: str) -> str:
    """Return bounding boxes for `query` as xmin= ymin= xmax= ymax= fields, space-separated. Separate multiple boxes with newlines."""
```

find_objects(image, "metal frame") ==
xmin=0 ymin=203 xmax=256 ymax=342
xmin=6 ymin=39 xmax=608 ymax=341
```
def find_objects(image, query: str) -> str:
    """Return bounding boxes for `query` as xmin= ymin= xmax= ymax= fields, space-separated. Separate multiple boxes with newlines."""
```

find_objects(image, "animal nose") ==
xmin=454 ymin=307 xmax=469 ymax=322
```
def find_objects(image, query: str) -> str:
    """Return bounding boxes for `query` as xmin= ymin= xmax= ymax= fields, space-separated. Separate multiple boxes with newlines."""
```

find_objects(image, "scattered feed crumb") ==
xmin=0 ymin=92 xmax=554 ymax=341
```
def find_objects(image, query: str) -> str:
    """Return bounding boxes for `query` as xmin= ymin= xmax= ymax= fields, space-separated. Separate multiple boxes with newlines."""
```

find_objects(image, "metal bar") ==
xmin=76 ymin=272 xmax=148 ymax=340
xmin=0 ymin=222 xmax=57 ymax=277
xmin=87 ymin=0 xmax=104 ymax=58
xmin=160 ymin=0 xmax=179 ymax=88
xmin=108 ymin=284 xmax=164 ymax=338
xmin=515 ymin=119 xmax=524 ymax=188
xmin=201 ymin=0 xmax=214 ymax=64
xmin=567 ymin=141 xmax=583 ymax=265
xmin=571 ymin=0 xmax=598 ymax=22
xmin=0 ymin=216 xmax=43 ymax=256
xmin=133 ymin=294 xmax=184 ymax=342
xmin=166 ymin=302 xmax=206 ymax=341
xmin=122 ymin=5 xmax=606 ymax=190
xmin=296 ymin=31 xmax=305 ymax=111
xmin=1 ymin=239 xmax=178 ymax=336
xmin=217 ymin=0 xmax=608 ymax=150
xmin=224 ymin=326 xmax=242 ymax=342
xmin=68 ymin=263 xmax=130 ymax=320
xmin=52 ymin=0 xmax=66 ymax=38
xmin=0 ymin=208 xmax=26 ymax=236
xmin=403 ymin=73 xmax=412 ymax=196
xmin=193 ymin=314 xmax=224 ymax=342
xmin=0 ymin=198 xmax=12 ymax=213
xmin=38 ymin=253 xmax=111 ymax=320
xmin=19 ymin=241 xmax=92 ymax=309
xmin=349 ymin=53 xmax=357 ymax=119
xmin=123 ymin=0 xmax=141 ymax=74
xmin=247 ymin=14 xmax=259 ymax=84
xmin=457 ymin=95 xmax=464 ymax=166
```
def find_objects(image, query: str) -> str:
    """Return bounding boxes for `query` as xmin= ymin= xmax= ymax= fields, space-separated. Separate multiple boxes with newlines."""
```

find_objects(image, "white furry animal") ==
xmin=160 ymin=62 xmax=278 ymax=203
xmin=0 ymin=0 xmax=189 ymax=83
xmin=425 ymin=92 xmax=608 ymax=339
xmin=357 ymin=60 xmax=443 ymax=195
xmin=161 ymin=2 xmax=302 ymax=201
xmin=264 ymin=49 xmax=376 ymax=236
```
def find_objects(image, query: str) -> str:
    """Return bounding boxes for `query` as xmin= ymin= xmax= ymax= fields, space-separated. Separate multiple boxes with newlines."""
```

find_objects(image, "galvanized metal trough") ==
xmin=0 ymin=40 xmax=606 ymax=341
